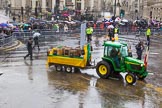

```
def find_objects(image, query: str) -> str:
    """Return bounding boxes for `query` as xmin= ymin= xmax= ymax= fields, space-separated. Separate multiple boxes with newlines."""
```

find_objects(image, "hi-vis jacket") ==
xmin=114 ymin=28 xmax=119 ymax=34
xmin=146 ymin=28 xmax=151 ymax=36
xmin=86 ymin=27 xmax=93 ymax=35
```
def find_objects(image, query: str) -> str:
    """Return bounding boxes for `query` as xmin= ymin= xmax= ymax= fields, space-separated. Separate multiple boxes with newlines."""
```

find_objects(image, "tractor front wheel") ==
xmin=96 ymin=61 xmax=111 ymax=79
xmin=125 ymin=73 xmax=136 ymax=85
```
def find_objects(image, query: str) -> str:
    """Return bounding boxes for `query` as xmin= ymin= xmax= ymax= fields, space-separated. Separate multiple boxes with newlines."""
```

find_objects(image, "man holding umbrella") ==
xmin=107 ymin=25 xmax=114 ymax=40
xmin=32 ymin=30 xmax=41 ymax=51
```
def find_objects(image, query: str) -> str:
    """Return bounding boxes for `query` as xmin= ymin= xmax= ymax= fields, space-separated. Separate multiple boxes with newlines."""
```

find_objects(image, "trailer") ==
xmin=47 ymin=43 xmax=93 ymax=73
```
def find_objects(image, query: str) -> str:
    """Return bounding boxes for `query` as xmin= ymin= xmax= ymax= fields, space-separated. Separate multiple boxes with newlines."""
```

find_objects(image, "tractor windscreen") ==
xmin=121 ymin=46 xmax=128 ymax=57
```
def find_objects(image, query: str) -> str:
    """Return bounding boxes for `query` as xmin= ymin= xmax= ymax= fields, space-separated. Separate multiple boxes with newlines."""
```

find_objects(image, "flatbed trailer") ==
xmin=47 ymin=43 xmax=93 ymax=72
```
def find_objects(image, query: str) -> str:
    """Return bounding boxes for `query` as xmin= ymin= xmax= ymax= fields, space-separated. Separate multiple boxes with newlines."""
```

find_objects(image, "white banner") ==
xmin=80 ymin=23 xmax=86 ymax=49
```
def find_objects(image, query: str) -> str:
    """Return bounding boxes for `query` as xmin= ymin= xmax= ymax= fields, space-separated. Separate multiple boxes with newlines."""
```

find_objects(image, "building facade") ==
xmin=5 ymin=0 xmax=162 ymax=21
xmin=143 ymin=0 xmax=162 ymax=21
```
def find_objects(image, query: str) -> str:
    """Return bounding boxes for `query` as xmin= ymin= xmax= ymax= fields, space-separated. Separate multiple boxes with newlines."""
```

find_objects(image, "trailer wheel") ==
xmin=137 ymin=74 xmax=146 ymax=80
xmin=96 ymin=61 xmax=111 ymax=79
xmin=65 ymin=66 xmax=72 ymax=73
xmin=74 ymin=68 xmax=80 ymax=73
xmin=55 ymin=65 xmax=62 ymax=72
xmin=125 ymin=73 xmax=136 ymax=85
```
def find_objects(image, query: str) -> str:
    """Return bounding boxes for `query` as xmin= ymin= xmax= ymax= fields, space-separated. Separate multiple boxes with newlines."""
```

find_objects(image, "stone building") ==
xmin=143 ymin=0 xmax=162 ymax=21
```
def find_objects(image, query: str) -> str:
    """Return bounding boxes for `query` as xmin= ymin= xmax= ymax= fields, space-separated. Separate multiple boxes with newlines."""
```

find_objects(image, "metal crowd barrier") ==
xmin=1 ymin=27 xmax=161 ymax=48
xmin=0 ymin=36 xmax=14 ymax=47
xmin=12 ymin=27 xmax=162 ymax=40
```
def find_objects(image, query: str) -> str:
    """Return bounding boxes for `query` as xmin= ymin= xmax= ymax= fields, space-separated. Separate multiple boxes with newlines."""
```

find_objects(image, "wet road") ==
xmin=0 ymin=35 xmax=162 ymax=108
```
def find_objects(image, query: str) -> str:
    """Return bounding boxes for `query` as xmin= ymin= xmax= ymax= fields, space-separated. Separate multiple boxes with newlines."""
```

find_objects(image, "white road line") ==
xmin=149 ymin=52 xmax=159 ymax=55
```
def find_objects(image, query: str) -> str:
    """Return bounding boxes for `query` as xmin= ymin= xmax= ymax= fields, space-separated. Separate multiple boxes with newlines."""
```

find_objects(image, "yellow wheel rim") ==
xmin=99 ymin=65 xmax=108 ymax=75
xmin=126 ymin=75 xmax=133 ymax=83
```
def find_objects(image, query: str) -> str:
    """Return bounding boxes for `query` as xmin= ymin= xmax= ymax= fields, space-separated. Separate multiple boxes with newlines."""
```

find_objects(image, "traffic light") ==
xmin=21 ymin=7 xmax=24 ymax=16
xmin=120 ymin=9 xmax=125 ymax=18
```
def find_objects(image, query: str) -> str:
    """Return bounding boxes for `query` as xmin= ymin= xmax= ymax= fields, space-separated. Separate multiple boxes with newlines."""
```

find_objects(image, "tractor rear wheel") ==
xmin=96 ymin=61 xmax=111 ymax=79
xmin=125 ymin=73 xmax=136 ymax=85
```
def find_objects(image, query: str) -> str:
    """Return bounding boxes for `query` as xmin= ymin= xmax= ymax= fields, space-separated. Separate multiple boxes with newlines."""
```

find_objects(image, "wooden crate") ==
xmin=63 ymin=47 xmax=71 ymax=56
xmin=75 ymin=48 xmax=82 ymax=56
xmin=53 ymin=48 xmax=57 ymax=55
xmin=57 ymin=48 xmax=63 ymax=55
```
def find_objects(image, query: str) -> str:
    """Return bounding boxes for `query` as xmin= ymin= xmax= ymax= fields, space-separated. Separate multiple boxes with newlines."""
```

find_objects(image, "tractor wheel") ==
xmin=55 ymin=65 xmax=62 ymax=72
xmin=65 ymin=66 xmax=72 ymax=73
xmin=125 ymin=73 xmax=136 ymax=85
xmin=137 ymin=74 xmax=147 ymax=80
xmin=96 ymin=61 xmax=111 ymax=79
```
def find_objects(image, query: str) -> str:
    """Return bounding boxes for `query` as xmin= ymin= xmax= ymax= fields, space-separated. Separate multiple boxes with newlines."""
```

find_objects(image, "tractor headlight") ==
xmin=141 ymin=64 xmax=143 ymax=67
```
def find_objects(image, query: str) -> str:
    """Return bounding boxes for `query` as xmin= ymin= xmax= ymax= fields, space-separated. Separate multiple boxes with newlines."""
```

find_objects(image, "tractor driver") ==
xmin=110 ymin=47 xmax=120 ymax=68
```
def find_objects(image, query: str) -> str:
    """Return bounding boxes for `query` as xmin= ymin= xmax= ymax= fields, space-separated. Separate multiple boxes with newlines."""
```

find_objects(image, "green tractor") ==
xmin=96 ymin=41 xmax=148 ymax=85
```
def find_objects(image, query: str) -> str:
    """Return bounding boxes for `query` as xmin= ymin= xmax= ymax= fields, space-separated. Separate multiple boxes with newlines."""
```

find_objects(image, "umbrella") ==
xmin=29 ymin=17 xmax=36 ymax=21
xmin=122 ymin=19 xmax=128 ymax=22
xmin=105 ymin=22 xmax=111 ymax=24
xmin=109 ymin=18 xmax=114 ymax=22
xmin=33 ymin=32 xmax=41 ymax=38
xmin=133 ymin=20 xmax=140 ymax=24
xmin=119 ymin=22 xmax=125 ymax=25
xmin=107 ymin=25 xmax=114 ymax=29
xmin=7 ymin=23 xmax=14 ymax=28
xmin=0 ymin=23 xmax=8 ymax=27
xmin=62 ymin=13 xmax=69 ymax=17
xmin=115 ymin=17 xmax=121 ymax=22
xmin=96 ymin=20 xmax=102 ymax=23
xmin=23 ymin=23 xmax=30 ymax=27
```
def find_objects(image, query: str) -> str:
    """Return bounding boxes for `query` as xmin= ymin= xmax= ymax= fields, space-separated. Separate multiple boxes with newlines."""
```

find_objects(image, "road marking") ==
xmin=149 ymin=52 xmax=159 ymax=55
xmin=146 ymin=84 xmax=162 ymax=95
xmin=4 ymin=40 xmax=23 ymax=52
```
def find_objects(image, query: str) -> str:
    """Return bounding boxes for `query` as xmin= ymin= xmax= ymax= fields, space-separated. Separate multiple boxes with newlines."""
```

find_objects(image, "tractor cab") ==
xmin=102 ymin=41 xmax=128 ymax=71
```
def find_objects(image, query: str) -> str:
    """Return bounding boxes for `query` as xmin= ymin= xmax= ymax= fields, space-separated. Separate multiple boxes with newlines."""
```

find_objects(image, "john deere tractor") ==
xmin=96 ymin=41 xmax=148 ymax=85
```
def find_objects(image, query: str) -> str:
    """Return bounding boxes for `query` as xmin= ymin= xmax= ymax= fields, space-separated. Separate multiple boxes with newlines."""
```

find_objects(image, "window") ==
xmin=120 ymin=46 xmax=128 ymax=57
xmin=104 ymin=46 xmax=108 ymax=57
xmin=66 ymin=0 xmax=72 ymax=2
xmin=134 ymin=4 xmax=138 ymax=8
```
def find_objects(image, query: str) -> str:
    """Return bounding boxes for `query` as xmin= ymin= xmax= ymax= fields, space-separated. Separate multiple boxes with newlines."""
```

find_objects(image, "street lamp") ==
xmin=114 ymin=0 xmax=117 ymax=17
xmin=114 ymin=0 xmax=121 ymax=17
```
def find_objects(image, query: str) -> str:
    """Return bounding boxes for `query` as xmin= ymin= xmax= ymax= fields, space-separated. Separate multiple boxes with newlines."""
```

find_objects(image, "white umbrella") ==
xmin=115 ymin=17 xmax=121 ymax=22
xmin=119 ymin=22 xmax=125 ymax=25
xmin=107 ymin=25 xmax=114 ymax=29
xmin=33 ymin=32 xmax=41 ymax=38
xmin=122 ymin=19 xmax=128 ymax=22
xmin=7 ymin=23 xmax=14 ymax=28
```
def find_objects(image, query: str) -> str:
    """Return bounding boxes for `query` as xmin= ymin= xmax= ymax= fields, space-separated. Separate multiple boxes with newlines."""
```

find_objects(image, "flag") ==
xmin=144 ymin=47 xmax=149 ymax=67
